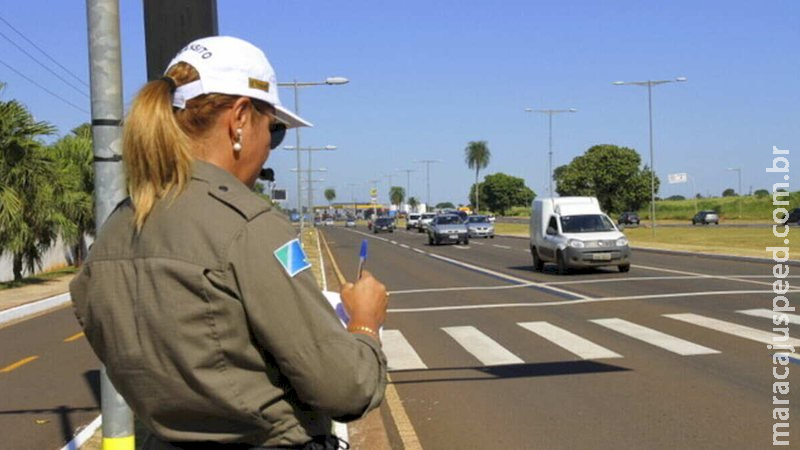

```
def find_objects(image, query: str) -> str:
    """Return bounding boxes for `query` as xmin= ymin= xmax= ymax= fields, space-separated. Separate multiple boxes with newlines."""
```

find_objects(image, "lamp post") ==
xmin=278 ymin=77 xmax=348 ymax=227
xmin=728 ymin=167 xmax=743 ymax=219
xmin=414 ymin=159 xmax=441 ymax=211
xmin=398 ymin=169 xmax=415 ymax=212
xmin=613 ymin=76 xmax=687 ymax=235
xmin=284 ymin=145 xmax=337 ymax=227
xmin=524 ymin=107 xmax=577 ymax=197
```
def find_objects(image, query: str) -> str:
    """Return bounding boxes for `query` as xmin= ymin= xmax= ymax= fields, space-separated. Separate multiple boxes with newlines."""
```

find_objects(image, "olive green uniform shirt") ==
xmin=70 ymin=161 xmax=387 ymax=446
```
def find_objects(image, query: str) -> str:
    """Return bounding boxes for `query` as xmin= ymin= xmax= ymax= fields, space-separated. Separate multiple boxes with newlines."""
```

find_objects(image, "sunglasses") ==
xmin=269 ymin=121 xmax=287 ymax=150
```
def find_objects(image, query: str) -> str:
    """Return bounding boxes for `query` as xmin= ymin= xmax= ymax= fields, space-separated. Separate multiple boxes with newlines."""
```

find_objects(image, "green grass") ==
xmin=643 ymin=193 xmax=797 ymax=221
xmin=0 ymin=266 xmax=79 ymax=291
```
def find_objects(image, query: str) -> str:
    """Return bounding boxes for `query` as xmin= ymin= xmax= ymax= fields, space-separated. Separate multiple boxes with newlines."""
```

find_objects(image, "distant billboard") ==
xmin=272 ymin=189 xmax=287 ymax=201
xmin=667 ymin=173 xmax=687 ymax=184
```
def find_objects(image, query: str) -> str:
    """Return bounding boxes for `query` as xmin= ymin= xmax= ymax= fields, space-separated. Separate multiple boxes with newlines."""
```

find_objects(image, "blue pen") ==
xmin=357 ymin=239 xmax=368 ymax=280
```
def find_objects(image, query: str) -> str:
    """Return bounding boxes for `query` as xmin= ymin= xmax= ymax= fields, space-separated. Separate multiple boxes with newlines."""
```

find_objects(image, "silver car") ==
xmin=427 ymin=214 xmax=469 ymax=245
xmin=465 ymin=215 xmax=495 ymax=238
xmin=418 ymin=213 xmax=437 ymax=233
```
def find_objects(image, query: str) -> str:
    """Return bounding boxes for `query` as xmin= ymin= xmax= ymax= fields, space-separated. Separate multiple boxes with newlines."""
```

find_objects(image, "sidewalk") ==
xmin=0 ymin=274 xmax=75 ymax=319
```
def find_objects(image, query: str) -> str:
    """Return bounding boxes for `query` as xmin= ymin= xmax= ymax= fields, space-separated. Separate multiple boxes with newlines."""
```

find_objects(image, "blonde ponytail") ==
xmin=122 ymin=62 xmax=240 ymax=231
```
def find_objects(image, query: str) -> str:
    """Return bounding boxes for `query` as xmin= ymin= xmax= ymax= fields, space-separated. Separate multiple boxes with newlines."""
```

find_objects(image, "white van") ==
xmin=529 ymin=197 xmax=631 ymax=274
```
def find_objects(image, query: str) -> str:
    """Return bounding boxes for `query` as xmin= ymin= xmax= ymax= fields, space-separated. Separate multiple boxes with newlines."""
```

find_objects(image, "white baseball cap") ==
xmin=166 ymin=36 xmax=311 ymax=129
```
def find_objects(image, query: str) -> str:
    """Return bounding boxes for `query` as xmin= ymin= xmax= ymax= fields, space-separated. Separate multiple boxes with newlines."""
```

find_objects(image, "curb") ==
xmin=0 ymin=292 xmax=71 ymax=326
xmin=495 ymin=234 xmax=793 ymax=265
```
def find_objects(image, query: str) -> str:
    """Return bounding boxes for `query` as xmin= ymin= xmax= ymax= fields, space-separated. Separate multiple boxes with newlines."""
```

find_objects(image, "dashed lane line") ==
xmin=1 ymin=355 xmax=39 ymax=373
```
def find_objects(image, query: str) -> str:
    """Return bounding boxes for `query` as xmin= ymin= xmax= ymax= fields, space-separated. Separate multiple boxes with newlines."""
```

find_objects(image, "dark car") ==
xmin=427 ymin=214 xmax=469 ymax=245
xmin=617 ymin=212 xmax=640 ymax=226
xmin=692 ymin=210 xmax=719 ymax=225
xmin=783 ymin=208 xmax=800 ymax=225
xmin=372 ymin=217 xmax=395 ymax=233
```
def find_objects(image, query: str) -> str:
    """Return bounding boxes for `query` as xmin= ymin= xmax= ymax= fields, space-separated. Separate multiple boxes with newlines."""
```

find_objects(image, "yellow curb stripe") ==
xmin=64 ymin=331 xmax=85 ymax=342
xmin=102 ymin=435 xmax=135 ymax=450
xmin=319 ymin=230 xmax=423 ymax=449
xmin=1 ymin=355 xmax=39 ymax=373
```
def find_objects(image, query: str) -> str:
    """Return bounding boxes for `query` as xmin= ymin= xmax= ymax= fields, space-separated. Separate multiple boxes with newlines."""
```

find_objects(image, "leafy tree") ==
xmin=554 ymin=144 xmax=658 ymax=213
xmin=389 ymin=186 xmax=405 ymax=208
xmin=408 ymin=197 xmax=419 ymax=212
xmin=324 ymin=188 xmax=336 ymax=204
xmin=464 ymin=140 xmax=491 ymax=214
xmin=435 ymin=202 xmax=455 ymax=210
xmin=50 ymin=123 xmax=94 ymax=266
xmin=0 ymin=94 xmax=61 ymax=280
xmin=753 ymin=189 xmax=769 ymax=198
xmin=666 ymin=195 xmax=686 ymax=201
xmin=722 ymin=188 xmax=737 ymax=197
xmin=480 ymin=173 xmax=535 ymax=215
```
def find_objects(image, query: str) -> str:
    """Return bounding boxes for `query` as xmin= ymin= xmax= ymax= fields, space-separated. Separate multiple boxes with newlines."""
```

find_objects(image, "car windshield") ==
xmin=436 ymin=215 xmax=462 ymax=225
xmin=375 ymin=218 xmax=392 ymax=225
xmin=409 ymin=214 xmax=420 ymax=219
xmin=560 ymin=214 xmax=616 ymax=233
xmin=467 ymin=216 xmax=489 ymax=223
xmin=422 ymin=213 xmax=436 ymax=219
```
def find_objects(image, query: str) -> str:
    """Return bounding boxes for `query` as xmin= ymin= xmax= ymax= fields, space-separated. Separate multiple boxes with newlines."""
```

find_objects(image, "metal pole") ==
xmin=293 ymin=81 xmax=303 ymax=231
xmin=86 ymin=0 xmax=133 ymax=448
xmin=426 ymin=163 xmax=431 ymax=209
xmin=308 ymin=146 xmax=313 ymax=226
xmin=737 ymin=169 xmax=743 ymax=219
xmin=647 ymin=82 xmax=656 ymax=236
xmin=548 ymin=113 xmax=554 ymax=197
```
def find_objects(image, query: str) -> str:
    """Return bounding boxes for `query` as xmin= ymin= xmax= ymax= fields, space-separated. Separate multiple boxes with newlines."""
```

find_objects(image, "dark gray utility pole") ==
xmin=143 ymin=0 xmax=218 ymax=80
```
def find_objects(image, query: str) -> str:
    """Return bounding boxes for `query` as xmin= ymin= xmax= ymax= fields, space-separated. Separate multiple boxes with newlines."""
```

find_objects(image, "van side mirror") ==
xmin=546 ymin=226 xmax=557 ymax=236
xmin=618 ymin=224 xmax=625 ymax=231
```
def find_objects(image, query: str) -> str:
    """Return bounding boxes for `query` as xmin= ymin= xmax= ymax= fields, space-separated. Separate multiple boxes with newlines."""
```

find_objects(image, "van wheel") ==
xmin=618 ymin=264 xmax=631 ymax=273
xmin=428 ymin=235 xmax=434 ymax=245
xmin=557 ymin=251 xmax=569 ymax=275
xmin=532 ymin=247 xmax=544 ymax=272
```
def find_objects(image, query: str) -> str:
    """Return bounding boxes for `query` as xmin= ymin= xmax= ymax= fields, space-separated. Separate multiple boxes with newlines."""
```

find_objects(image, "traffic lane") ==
xmin=386 ymin=296 xmax=799 ymax=449
xmin=0 ymin=306 xmax=100 ymax=450
xmin=383 ymin=228 xmax=791 ymax=302
xmin=322 ymin=227 xmax=576 ymax=311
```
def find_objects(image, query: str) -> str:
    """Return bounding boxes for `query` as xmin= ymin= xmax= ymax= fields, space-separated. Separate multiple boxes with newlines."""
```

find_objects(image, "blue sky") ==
xmin=0 ymin=0 xmax=797 ymax=208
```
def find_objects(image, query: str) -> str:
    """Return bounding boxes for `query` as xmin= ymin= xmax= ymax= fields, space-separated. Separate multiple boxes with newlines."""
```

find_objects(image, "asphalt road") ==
xmin=321 ymin=225 xmax=800 ymax=449
xmin=0 ymin=306 xmax=100 ymax=450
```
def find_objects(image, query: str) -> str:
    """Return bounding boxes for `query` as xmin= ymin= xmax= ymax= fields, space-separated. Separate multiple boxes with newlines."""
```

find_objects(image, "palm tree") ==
xmin=408 ymin=197 xmax=419 ymax=213
xmin=50 ymin=123 xmax=94 ymax=266
xmin=324 ymin=188 xmax=336 ymax=205
xmin=464 ymin=140 xmax=491 ymax=213
xmin=0 ymin=94 xmax=61 ymax=280
xmin=389 ymin=186 xmax=405 ymax=210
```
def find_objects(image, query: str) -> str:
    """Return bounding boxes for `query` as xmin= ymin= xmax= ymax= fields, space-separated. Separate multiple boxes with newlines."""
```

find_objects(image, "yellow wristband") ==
xmin=349 ymin=325 xmax=379 ymax=339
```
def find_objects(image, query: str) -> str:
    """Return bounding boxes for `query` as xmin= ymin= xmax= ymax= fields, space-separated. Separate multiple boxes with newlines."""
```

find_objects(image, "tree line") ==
xmin=1 ymin=85 xmax=94 ymax=281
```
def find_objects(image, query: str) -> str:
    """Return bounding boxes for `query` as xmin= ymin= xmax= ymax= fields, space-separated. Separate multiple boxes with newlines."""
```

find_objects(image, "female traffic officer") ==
xmin=70 ymin=36 xmax=388 ymax=450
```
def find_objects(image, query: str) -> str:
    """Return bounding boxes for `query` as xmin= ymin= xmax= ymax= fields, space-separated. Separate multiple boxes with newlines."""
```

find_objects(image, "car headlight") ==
xmin=568 ymin=239 xmax=585 ymax=248
xmin=488 ymin=226 xmax=495 ymax=232
xmin=616 ymin=237 xmax=629 ymax=246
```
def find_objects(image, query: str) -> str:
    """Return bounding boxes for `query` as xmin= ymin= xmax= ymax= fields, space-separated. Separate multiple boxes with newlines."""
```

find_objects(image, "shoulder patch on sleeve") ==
xmin=274 ymin=239 xmax=312 ymax=277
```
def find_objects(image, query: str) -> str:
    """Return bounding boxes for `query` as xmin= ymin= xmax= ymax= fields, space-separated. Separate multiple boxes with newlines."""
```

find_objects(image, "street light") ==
xmin=414 ymin=160 xmax=441 ymax=211
xmin=524 ymin=107 xmax=577 ymax=197
xmin=613 ymin=76 xmax=687 ymax=235
xmin=284 ymin=145 xmax=337 ymax=226
xmin=398 ymin=169 xmax=415 ymax=212
xmin=727 ymin=167 xmax=743 ymax=219
xmin=278 ymin=77 xmax=349 ymax=226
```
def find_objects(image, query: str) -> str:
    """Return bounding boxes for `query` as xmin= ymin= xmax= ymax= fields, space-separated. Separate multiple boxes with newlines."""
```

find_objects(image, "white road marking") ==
xmin=442 ymin=326 xmax=524 ymax=366
xmin=390 ymin=240 xmax=398 ymax=244
xmin=591 ymin=318 xmax=720 ymax=355
xmin=388 ymin=290 xmax=773 ymax=313
xmin=664 ymin=313 xmax=800 ymax=347
xmin=492 ymin=244 xmax=512 ymax=249
xmin=634 ymin=264 xmax=788 ymax=290
xmin=412 ymin=248 xmax=426 ymax=254
xmin=518 ymin=322 xmax=622 ymax=359
xmin=399 ymin=244 xmax=410 ymax=249
xmin=382 ymin=330 xmax=428 ymax=371
xmin=471 ymin=241 xmax=484 ymax=246
xmin=737 ymin=309 xmax=800 ymax=324
xmin=453 ymin=245 xmax=471 ymax=250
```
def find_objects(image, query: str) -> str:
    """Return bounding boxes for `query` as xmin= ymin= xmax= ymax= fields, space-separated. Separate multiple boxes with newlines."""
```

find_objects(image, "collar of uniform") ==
xmin=192 ymin=160 xmax=272 ymax=219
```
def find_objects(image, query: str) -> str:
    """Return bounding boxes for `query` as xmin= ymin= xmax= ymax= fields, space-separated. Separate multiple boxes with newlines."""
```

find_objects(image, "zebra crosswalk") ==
xmin=383 ymin=310 xmax=799 ymax=372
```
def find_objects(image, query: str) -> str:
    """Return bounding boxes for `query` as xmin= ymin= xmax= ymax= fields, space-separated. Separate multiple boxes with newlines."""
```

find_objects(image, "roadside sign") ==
xmin=668 ymin=173 xmax=688 ymax=184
